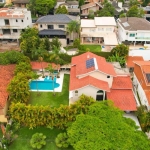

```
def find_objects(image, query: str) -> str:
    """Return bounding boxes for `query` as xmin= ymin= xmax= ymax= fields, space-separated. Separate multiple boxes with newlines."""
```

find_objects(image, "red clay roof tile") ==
xmin=126 ymin=56 xmax=144 ymax=68
xmin=107 ymin=89 xmax=137 ymax=111
xmin=111 ymin=76 xmax=133 ymax=89
xmin=0 ymin=65 xmax=15 ymax=108
xmin=69 ymin=65 xmax=110 ymax=91
xmin=30 ymin=62 xmax=60 ymax=70
xmin=72 ymin=52 xmax=116 ymax=76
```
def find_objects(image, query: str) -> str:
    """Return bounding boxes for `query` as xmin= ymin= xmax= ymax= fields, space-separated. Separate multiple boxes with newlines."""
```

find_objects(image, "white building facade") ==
xmin=0 ymin=8 xmax=32 ymax=41
xmin=117 ymin=17 xmax=150 ymax=44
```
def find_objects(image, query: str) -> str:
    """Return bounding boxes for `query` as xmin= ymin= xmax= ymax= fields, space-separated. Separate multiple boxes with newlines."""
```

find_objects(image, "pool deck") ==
xmin=30 ymin=72 xmax=66 ymax=92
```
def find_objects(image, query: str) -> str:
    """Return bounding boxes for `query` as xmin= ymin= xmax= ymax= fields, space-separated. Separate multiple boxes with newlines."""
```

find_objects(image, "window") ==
xmin=107 ymin=76 xmax=110 ymax=78
xmin=4 ymin=19 xmax=9 ymax=25
xmin=22 ymin=29 xmax=25 ymax=32
xmin=2 ymin=29 xmax=11 ymax=35
xmin=21 ymin=20 xmax=23 ymax=22
xmin=47 ymin=25 xmax=53 ymax=29
xmin=129 ymin=33 xmax=135 ymax=37
xmin=90 ymin=29 xmax=95 ymax=32
xmin=106 ymin=28 xmax=112 ymax=31
xmin=59 ymin=25 xmax=65 ymax=28
xmin=16 ymin=19 xmax=18 ymax=22
xmin=40 ymin=24 xmax=42 ymax=28
xmin=75 ymin=90 xmax=78 ymax=96
xmin=98 ymin=28 xmax=104 ymax=31
xmin=13 ymin=29 xmax=17 ymax=33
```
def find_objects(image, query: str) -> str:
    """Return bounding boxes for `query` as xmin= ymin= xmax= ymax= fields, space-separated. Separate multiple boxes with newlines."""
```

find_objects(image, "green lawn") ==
xmin=9 ymin=127 xmax=73 ymax=150
xmin=83 ymin=45 xmax=101 ymax=52
xmin=28 ymin=74 xmax=70 ymax=107
xmin=64 ymin=46 xmax=74 ymax=51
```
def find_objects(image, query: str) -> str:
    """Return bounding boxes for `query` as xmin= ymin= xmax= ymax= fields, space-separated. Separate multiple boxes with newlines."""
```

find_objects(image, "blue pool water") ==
xmin=139 ymin=48 xmax=144 ymax=50
xmin=102 ymin=46 xmax=105 ymax=48
xmin=30 ymin=76 xmax=60 ymax=90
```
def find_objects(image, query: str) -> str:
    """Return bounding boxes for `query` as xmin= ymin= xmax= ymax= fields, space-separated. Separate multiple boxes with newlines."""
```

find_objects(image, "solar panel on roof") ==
xmin=86 ymin=58 xmax=95 ymax=69
xmin=146 ymin=74 xmax=150 ymax=83
xmin=122 ymin=22 xmax=130 ymax=27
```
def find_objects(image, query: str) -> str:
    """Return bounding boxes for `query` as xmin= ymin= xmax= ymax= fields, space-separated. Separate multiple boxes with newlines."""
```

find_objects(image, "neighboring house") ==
xmin=80 ymin=17 xmax=118 ymax=46
xmin=80 ymin=2 xmax=103 ymax=18
xmin=69 ymin=52 xmax=137 ymax=111
xmin=12 ymin=0 xmax=29 ymax=8
xmin=0 ymin=65 xmax=15 ymax=122
xmin=126 ymin=56 xmax=144 ymax=72
xmin=0 ymin=7 xmax=32 ymax=41
xmin=111 ymin=1 xmax=124 ymax=18
xmin=0 ymin=0 xmax=5 ymax=4
xmin=36 ymin=14 xmax=79 ymax=47
xmin=142 ymin=6 xmax=150 ymax=22
xmin=117 ymin=17 xmax=150 ymax=45
xmin=55 ymin=0 xmax=80 ymax=16
xmin=133 ymin=61 xmax=150 ymax=109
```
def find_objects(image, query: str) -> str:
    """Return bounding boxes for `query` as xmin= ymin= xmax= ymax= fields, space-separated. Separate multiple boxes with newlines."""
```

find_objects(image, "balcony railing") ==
xmin=135 ymin=37 xmax=150 ymax=40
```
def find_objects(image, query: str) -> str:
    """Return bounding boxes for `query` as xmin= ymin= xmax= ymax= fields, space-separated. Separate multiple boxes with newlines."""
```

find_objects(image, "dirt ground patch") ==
xmin=0 ymin=42 xmax=20 ymax=52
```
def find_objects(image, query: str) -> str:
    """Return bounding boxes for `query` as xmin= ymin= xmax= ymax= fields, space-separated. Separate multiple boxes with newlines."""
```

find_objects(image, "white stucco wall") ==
xmin=81 ymin=26 xmax=115 ymax=33
xmin=69 ymin=85 xmax=105 ymax=104
xmin=78 ymin=71 xmax=113 ymax=88
xmin=117 ymin=22 xmax=150 ymax=42
xmin=133 ymin=73 xmax=149 ymax=108
xmin=0 ymin=10 xmax=32 ymax=40
xmin=129 ymin=50 xmax=150 ymax=60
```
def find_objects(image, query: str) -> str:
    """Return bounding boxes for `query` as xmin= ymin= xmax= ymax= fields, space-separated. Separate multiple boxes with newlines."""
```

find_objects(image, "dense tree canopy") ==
xmin=55 ymin=5 xmax=68 ymax=14
xmin=129 ymin=0 xmax=139 ymax=7
xmin=67 ymin=101 xmax=150 ymax=150
xmin=28 ymin=0 xmax=56 ymax=15
xmin=96 ymin=2 xmax=115 ymax=17
xmin=127 ymin=5 xmax=145 ymax=18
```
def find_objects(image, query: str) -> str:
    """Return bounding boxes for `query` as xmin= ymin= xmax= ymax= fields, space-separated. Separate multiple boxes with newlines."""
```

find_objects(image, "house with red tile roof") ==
xmin=69 ymin=52 xmax=137 ymax=111
xmin=133 ymin=61 xmax=150 ymax=109
xmin=0 ymin=65 xmax=15 ymax=122
xmin=125 ymin=56 xmax=144 ymax=72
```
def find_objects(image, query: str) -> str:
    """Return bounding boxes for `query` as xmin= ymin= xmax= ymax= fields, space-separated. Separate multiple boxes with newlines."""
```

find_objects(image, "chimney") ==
xmin=118 ymin=2 xmax=122 ymax=8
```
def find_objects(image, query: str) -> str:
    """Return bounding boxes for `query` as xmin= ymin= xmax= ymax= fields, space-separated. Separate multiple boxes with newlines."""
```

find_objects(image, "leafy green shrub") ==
xmin=73 ymin=38 xmax=80 ymax=48
xmin=55 ymin=132 xmax=69 ymax=148
xmin=30 ymin=133 xmax=46 ymax=149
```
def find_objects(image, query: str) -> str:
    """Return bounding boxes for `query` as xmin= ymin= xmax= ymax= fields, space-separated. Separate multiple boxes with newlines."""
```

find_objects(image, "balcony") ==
xmin=135 ymin=37 xmax=150 ymax=40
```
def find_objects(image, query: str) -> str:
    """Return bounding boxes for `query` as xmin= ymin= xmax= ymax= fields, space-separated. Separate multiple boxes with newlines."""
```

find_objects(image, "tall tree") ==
xmin=127 ymin=5 xmax=145 ymax=18
xmin=96 ymin=2 xmax=115 ymax=17
xmin=55 ymin=5 xmax=68 ymax=14
xmin=79 ymin=0 xmax=84 ymax=6
xmin=67 ymin=101 xmax=150 ymax=150
xmin=35 ymin=0 xmax=56 ymax=15
xmin=129 ymin=0 xmax=139 ymax=7
xmin=20 ymin=27 xmax=39 ymax=54
xmin=67 ymin=21 xmax=80 ymax=40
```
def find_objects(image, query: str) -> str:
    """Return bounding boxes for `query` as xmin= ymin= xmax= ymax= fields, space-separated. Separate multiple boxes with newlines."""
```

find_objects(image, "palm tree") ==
xmin=32 ymin=48 xmax=48 ymax=77
xmin=66 ymin=20 xmax=80 ymax=41
xmin=45 ymin=64 xmax=55 ymax=96
xmin=32 ymin=72 xmax=40 ymax=95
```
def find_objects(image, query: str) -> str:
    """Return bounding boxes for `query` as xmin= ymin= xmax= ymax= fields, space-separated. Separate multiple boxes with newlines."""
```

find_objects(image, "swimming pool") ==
xmin=102 ymin=46 xmax=105 ymax=48
xmin=139 ymin=48 xmax=144 ymax=50
xmin=30 ymin=76 xmax=60 ymax=90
